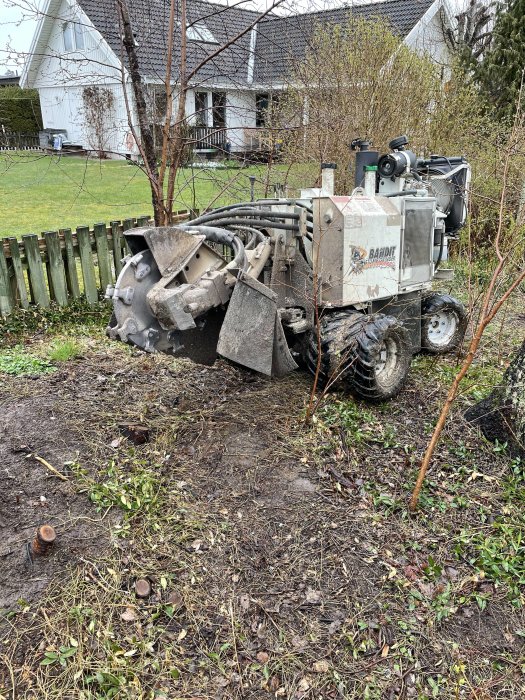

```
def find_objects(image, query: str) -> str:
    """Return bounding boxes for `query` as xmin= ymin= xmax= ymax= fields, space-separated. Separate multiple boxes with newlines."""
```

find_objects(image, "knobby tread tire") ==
xmin=305 ymin=311 xmax=412 ymax=401
xmin=421 ymin=293 xmax=467 ymax=355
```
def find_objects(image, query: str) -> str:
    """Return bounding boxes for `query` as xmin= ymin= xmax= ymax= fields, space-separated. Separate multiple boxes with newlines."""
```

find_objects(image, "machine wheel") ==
xmin=306 ymin=311 xmax=412 ymax=401
xmin=421 ymin=293 xmax=467 ymax=355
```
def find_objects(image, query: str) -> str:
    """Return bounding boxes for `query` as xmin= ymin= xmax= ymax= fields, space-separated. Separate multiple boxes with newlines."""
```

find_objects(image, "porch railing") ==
xmin=190 ymin=126 xmax=227 ymax=151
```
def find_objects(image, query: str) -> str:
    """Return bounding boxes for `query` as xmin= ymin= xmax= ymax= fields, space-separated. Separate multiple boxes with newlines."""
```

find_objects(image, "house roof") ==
xmin=254 ymin=0 xmax=437 ymax=83
xmin=77 ymin=0 xmax=266 ymax=86
xmin=23 ymin=0 xmax=440 ymax=89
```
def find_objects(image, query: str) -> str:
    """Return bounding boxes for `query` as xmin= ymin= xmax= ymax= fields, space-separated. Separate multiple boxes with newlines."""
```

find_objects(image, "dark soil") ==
xmin=1 ymin=337 xmax=524 ymax=698
xmin=0 ymin=388 xmax=115 ymax=611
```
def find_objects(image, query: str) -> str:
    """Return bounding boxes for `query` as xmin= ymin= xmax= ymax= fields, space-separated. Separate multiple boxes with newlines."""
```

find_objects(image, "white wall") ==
xmin=404 ymin=1 xmax=452 ymax=67
xmin=226 ymin=91 xmax=256 ymax=151
xmin=39 ymin=82 xmax=137 ymax=156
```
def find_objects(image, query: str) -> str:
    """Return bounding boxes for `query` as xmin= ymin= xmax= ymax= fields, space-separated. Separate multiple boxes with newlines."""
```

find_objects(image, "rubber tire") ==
xmin=306 ymin=311 xmax=412 ymax=402
xmin=421 ymin=293 xmax=467 ymax=355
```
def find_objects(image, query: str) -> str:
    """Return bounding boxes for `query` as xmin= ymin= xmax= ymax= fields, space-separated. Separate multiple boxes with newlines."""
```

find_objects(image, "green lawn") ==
xmin=0 ymin=152 xmax=298 ymax=237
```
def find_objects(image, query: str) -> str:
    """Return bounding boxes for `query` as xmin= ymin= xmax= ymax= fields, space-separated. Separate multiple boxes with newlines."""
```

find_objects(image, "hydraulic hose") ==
xmin=191 ymin=198 xmax=312 ymax=221
xmin=229 ymin=225 xmax=268 ymax=250
xmin=192 ymin=217 xmax=299 ymax=232
xmin=435 ymin=230 xmax=445 ymax=269
xmin=190 ymin=208 xmax=301 ymax=227
xmin=179 ymin=224 xmax=248 ymax=270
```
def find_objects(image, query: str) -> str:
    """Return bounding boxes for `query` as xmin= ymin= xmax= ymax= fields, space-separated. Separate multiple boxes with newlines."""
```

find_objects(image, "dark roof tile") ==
xmin=77 ymin=0 xmax=436 ymax=85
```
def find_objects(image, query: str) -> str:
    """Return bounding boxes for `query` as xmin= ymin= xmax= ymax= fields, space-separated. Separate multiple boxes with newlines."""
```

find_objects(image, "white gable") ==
xmin=21 ymin=0 xmax=121 ymax=89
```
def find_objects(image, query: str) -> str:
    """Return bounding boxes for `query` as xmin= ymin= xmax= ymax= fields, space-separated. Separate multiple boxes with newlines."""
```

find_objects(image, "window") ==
xmin=256 ymin=93 xmax=279 ymax=127
xmin=62 ymin=22 xmax=73 ymax=51
xmin=194 ymin=92 xmax=208 ymax=126
xmin=62 ymin=21 xmax=85 ymax=51
xmin=187 ymin=22 xmax=217 ymax=43
xmin=74 ymin=22 xmax=85 ymax=50
xmin=178 ymin=21 xmax=218 ymax=44
xmin=255 ymin=93 xmax=268 ymax=127
xmin=212 ymin=92 xmax=226 ymax=129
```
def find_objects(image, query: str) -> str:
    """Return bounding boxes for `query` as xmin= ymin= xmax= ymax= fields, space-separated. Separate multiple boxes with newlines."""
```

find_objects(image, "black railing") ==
xmin=190 ymin=126 xmax=227 ymax=150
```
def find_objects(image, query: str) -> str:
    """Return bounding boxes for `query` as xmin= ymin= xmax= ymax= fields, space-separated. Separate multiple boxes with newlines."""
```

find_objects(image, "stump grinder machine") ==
xmin=106 ymin=136 xmax=469 ymax=401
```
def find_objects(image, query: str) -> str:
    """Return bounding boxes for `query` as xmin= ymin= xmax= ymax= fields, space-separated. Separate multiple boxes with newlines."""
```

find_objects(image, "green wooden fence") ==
xmin=0 ymin=211 xmax=192 ymax=316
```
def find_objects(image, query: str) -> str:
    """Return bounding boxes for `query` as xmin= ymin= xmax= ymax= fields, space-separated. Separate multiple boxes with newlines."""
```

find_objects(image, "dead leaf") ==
xmin=120 ymin=607 xmax=137 ymax=622
xmin=381 ymin=644 xmax=389 ymax=657
xmin=240 ymin=594 xmax=250 ymax=612
xmin=312 ymin=659 xmax=329 ymax=673
xmin=297 ymin=677 xmax=310 ymax=692
xmin=305 ymin=588 xmax=321 ymax=603
xmin=268 ymin=676 xmax=280 ymax=692
xmin=416 ymin=581 xmax=435 ymax=598
xmin=213 ymin=675 xmax=229 ymax=688
xmin=168 ymin=590 xmax=183 ymax=607
xmin=291 ymin=635 xmax=307 ymax=650
xmin=328 ymin=620 xmax=342 ymax=635
xmin=256 ymin=651 xmax=269 ymax=664
xmin=177 ymin=628 xmax=187 ymax=642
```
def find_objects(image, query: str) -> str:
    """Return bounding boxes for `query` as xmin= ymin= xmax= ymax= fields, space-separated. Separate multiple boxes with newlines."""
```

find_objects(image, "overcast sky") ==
xmin=0 ymin=0 xmax=469 ymax=75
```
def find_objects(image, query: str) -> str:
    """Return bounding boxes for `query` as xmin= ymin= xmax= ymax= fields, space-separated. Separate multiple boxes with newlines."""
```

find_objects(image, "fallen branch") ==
xmin=32 ymin=454 xmax=68 ymax=482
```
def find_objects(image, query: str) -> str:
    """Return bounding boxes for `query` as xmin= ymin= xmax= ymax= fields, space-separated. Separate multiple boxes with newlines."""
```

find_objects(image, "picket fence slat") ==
xmin=94 ymin=223 xmax=112 ymax=293
xmin=24 ymin=234 xmax=50 ymax=308
xmin=77 ymin=226 xmax=98 ymax=305
xmin=8 ymin=237 xmax=29 ymax=309
xmin=61 ymin=228 xmax=80 ymax=299
xmin=44 ymin=231 xmax=68 ymax=307
xmin=0 ymin=210 xmax=193 ymax=317
xmin=110 ymin=221 xmax=123 ymax=277
xmin=0 ymin=243 xmax=14 ymax=315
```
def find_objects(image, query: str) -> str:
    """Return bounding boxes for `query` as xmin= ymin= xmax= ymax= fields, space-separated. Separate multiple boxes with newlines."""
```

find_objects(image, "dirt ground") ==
xmin=1 ymin=318 xmax=525 ymax=698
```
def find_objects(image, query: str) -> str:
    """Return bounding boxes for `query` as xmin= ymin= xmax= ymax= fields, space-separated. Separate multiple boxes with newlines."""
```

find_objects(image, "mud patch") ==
xmin=0 ymin=393 xmax=114 ymax=611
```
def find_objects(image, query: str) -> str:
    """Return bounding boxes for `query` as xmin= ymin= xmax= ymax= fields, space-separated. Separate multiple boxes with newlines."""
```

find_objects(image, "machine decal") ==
xmin=348 ymin=245 xmax=368 ymax=273
xmin=349 ymin=246 xmax=397 ymax=274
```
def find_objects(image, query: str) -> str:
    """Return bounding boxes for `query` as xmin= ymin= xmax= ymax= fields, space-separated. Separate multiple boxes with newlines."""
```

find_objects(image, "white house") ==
xmin=20 ymin=0 xmax=460 ymax=158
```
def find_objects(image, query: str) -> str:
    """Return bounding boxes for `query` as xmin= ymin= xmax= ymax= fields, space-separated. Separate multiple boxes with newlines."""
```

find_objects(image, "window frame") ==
xmin=62 ymin=20 xmax=85 ymax=52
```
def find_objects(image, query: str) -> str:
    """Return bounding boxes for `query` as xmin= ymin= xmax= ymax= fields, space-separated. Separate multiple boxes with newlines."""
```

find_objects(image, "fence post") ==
xmin=94 ymin=222 xmax=112 ymax=292
xmin=44 ymin=231 xmax=68 ymax=307
xmin=0 ymin=242 xmax=14 ymax=316
xmin=61 ymin=228 xmax=80 ymax=298
xmin=23 ymin=234 xmax=50 ymax=308
xmin=76 ymin=226 xmax=98 ymax=305
xmin=7 ymin=238 xmax=29 ymax=309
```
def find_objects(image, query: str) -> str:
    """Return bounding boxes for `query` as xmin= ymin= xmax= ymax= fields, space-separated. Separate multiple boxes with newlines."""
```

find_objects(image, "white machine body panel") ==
xmin=314 ymin=194 xmax=403 ymax=305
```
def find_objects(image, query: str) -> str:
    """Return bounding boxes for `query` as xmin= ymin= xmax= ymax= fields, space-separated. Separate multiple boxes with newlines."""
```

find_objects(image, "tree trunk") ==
xmin=117 ymin=0 xmax=164 ymax=225
xmin=466 ymin=339 xmax=525 ymax=456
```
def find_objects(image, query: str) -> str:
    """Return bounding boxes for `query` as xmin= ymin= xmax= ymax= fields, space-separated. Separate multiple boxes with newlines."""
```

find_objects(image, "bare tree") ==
xmin=444 ymin=0 xmax=497 ymax=64
xmin=410 ymin=106 xmax=525 ymax=511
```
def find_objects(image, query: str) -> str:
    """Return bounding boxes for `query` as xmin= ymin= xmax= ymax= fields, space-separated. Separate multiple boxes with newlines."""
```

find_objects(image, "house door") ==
xmin=212 ymin=92 xmax=226 ymax=129
xmin=194 ymin=91 xmax=208 ymax=126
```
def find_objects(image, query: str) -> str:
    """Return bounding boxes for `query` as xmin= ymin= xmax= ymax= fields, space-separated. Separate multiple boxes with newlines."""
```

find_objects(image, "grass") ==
xmin=0 ymin=151 xmax=295 ymax=237
xmin=47 ymin=338 xmax=83 ymax=362
xmin=0 ymin=345 xmax=55 ymax=375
